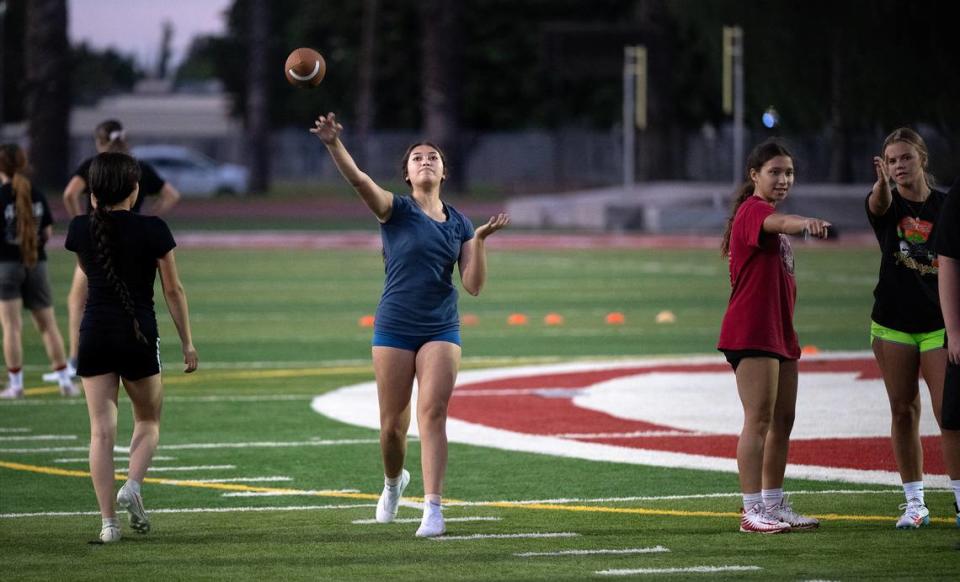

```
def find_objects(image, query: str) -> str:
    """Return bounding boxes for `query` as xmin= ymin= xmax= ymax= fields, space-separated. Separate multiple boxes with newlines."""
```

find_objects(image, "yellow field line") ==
xmin=3 ymin=459 xmax=954 ymax=524
xmin=23 ymin=386 xmax=60 ymax=396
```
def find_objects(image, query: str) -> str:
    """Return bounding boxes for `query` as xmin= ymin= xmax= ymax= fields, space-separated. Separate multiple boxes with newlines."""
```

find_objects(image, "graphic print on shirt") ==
xmin=3 ymin=201 xmax=44 ymax=246
xmin=895 ymin=216 xmax=938 ymax=276
xmin=778 ymin=234 xmax=795 ymax=275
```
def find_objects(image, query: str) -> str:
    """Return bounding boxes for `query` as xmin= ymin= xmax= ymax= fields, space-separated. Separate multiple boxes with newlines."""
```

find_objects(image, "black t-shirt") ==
xmin=867 ymin=188 xmax=947 ymax=332
xmin=65 ymin=212 xmax=176 ymax=334
xmin=935 ymin=181 xmax=959 ymax=259
xmin=73 ymin=158 xmax=166 ymax=214
xmin=0 ymin=183 xmax=54 ymax=263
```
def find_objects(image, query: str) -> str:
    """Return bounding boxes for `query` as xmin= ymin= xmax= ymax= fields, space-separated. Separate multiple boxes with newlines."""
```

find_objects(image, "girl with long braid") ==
xmin=717 ymin=138 xmax=830 ymax=534
xmin=0 ymin=143 xmax=78 ymax=398
xmin=65 ymin=152 xmax=198 ymax=543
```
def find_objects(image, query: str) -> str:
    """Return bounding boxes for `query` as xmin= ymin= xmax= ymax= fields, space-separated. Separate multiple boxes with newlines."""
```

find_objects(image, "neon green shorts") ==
xmin=870 ymin=321 xmax=945 ymax=352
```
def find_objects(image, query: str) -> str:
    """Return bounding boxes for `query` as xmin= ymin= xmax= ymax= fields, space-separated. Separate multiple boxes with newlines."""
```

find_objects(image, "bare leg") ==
xmin=415 ymin=341 xmax=461 ymax=497
xmin=0 ymin=299 xmax=24 ymax=370
xmin=762 ymin=359 xmax=798 ymax=489
xmin=122 ymin=374 xmax=164 ymax=483
xmin=372 ymin=346 xmax=416 ymax=478
xmin=29 ymin=306 xmax=67 ymax=369
xmin=873 ymin=339 xmax=923 ymax=482
xmin=83 ymin=373 xmax=120 ymax=518
xmin=735 ymin=357 xmax=779 ymax=494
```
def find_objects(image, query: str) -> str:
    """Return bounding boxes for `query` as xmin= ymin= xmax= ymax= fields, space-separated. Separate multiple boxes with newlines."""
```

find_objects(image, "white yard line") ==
xmin=0 ymin=438 xmax=379 ymax=454
xmin=447 ymin=489 xmax=907 ymax=507
xmin=133 ymin=465 xmax=236 ymax=472
xmin=516 ymin=546 xmax=669 ymax=558
xmin=432 ymin=532 xmax=580 ymax=541
xmin=352 ymin=516 xmax=502 ymax=525
xmin=597 ymin=565 xmax=761 ymax=576
xmin=188 ymin=476 xmax=293 ymax=483
xmin=0 ymin=428 xmax=30 ymax=433
xmin=0 ymin=435 xmax=77 ymax=441
xmin=222 ymin=489 xmax=359 ymax=497
xmin=53 ymin=456 xmax=176 ymax=463
xmin=548 ymin=430 xmax=708 ymax=439
xmin=0 ymin=503 xmax=378 ymax=519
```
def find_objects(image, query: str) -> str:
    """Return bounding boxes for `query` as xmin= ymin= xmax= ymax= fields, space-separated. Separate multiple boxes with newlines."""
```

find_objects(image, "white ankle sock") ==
xmin=903 ymin=481 xmax=924 ymax=504
xmin=384 ymin=473 xmax=402 ymax=487
xmin=951 ymin=480 xmax=960 ymax=509
xmin=424 ymin=494 xmax=441 ymax=510
xmin=8 ymin=370 xmax=23 ymax=390
xmin=56 ymin=367 xmax=72 ymax=387
xmin=102 ymin=516 xmax=119 ymax=528
xmin=742 ymin=492 xmax=762 ymax=509
xmin=762 ymin=488 xmax=784 ymax=509
xmin=125 ymin=479 xmax=141 ymax=495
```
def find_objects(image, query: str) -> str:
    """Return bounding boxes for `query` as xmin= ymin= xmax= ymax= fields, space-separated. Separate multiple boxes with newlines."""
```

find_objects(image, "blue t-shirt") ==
xmin=375 ymin=194 xmax=475 ymax=335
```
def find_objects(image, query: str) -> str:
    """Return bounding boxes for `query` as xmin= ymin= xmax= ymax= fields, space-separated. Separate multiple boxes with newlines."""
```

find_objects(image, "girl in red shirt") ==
xmin=718 ymin=139 xmax=830 ymax=534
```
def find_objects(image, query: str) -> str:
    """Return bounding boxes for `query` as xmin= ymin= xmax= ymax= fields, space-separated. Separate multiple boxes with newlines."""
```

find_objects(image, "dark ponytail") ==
xmin=720 ymin=138 xmax=795 ymax=258
xmin=0 ymin=144 xmax=38 ymax=267
xmin=88 ymin=153 xmax=147 ymax=344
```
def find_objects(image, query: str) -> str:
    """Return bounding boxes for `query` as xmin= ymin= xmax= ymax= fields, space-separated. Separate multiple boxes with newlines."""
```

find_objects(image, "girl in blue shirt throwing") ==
xmin=313 ymin=112 xmax=509 ymax=537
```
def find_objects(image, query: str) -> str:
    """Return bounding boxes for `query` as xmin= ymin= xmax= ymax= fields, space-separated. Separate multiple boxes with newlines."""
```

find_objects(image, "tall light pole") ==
xmin=723 ymin=26 xmax=744 ymax=186
xmin=622 ymin=45 xmax=647 ymax=188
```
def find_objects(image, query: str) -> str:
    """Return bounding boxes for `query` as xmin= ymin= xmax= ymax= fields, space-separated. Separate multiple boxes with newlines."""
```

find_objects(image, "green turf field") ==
xmin=3 ymin=244 xmax=959 ymax=581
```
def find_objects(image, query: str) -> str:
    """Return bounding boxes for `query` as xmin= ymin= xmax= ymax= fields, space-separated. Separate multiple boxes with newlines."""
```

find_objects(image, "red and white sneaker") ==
xmin=895 ymin=498 xmax=929 ymax=529
xmin=767 ymin=495 xmax=819 ymax=530
xmin=739 ymin=502 xmax=791 ymax=534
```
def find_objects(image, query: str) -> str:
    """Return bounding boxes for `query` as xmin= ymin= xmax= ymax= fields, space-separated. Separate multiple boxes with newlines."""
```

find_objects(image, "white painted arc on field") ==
xmin=0 ymin=428 xmax=30 ymax=433
xmin=54 ymin=456 xmax=176 ymax=463
xmin=222 ymin=489 xmax=360 ymax=497
xmin=189 ymin=476 xmax=292 ymax=483
xmin=137 ymin=465 xmax=236 ymax=472
xmin=311 ymin=353 xmax=950 ymax=487
xmin=431 ymin=532 xmax=580 ymax=541
xmin=0 ymin=435 xmax=77 ymax=441
xmin=516 ymin=546 xmax=669 ymax=557
xmin=597 ymin=565 xmax=762 ymax=576
xmin=0 ymin=503 xmax=377 ymax=519
xmin=352 ymin=516 xmax=502 ymax=524
xmin=0 ymin=439 xmax=379 ymax=454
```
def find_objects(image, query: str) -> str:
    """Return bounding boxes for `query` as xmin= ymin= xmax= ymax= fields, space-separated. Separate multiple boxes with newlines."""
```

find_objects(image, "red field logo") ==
xmin=313 ymin=353 xmax=947 ymax=486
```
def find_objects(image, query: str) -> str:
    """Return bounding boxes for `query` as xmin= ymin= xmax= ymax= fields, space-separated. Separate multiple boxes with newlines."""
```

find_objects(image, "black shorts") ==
xmin=721 ymin=349 xmax=788 ymax=371
xmin=0 ymin=261 xmax=52 ymax=308
xmin=944 ymin=362 xmax=960 ymax=430
xmin=77 ymin=329 xmax=161 ymax=380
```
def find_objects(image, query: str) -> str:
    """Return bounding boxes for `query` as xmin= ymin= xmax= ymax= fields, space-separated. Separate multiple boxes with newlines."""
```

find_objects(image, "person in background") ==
xmin=0 ymin=143 xmax=78 ymax=398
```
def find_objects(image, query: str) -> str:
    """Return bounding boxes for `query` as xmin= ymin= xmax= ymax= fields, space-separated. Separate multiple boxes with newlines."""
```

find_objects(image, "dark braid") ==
xmin=720 ymin=138 xmax=796 ymax=258
xmin=88 ymin=152 xmax=147 ymax=344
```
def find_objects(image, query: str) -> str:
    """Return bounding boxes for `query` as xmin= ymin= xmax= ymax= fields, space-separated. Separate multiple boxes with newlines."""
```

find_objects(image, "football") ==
xmin=284 ymin=48 xmax=326 ymax=88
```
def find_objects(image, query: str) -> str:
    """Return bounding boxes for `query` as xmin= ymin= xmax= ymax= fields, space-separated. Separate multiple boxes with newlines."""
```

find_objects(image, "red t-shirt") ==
xmin=717 ymin=195 xmax=800 ymax=359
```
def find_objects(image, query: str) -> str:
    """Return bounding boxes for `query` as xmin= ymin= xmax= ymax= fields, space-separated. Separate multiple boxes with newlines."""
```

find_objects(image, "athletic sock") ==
xmin=762 ymin=488 xmax=784 ymax=509
xmin=384 ymin=473 xmax=403 ymax=487
xmin=124 ymin=479 xmax=142 ymax=495
xmin=742 ymin=492 xmax=762 ymax=510
xmin=951 ymin=480 xmax=960 ymax=509
xmin=424 ymin=494 xmax=442 ymax=509
xmin=903 ymin=481 xmax=924 ymax=504
xmin=7 ymin=368 xmax=23 ymax=390
xmin=55 ymin=366 xmax=72 ymax=387
xmin=102 ymin=516 xmax=119 ymax=528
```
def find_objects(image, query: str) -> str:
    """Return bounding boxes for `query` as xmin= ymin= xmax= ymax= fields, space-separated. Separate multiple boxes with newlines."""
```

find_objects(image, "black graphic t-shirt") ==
xmin=65 ymin=211 xmax=176 ymax=335
xmin=0 ymin=183 xmax=54 ymax=263
xmin=867 ymin=188 xmax=946 ymax=332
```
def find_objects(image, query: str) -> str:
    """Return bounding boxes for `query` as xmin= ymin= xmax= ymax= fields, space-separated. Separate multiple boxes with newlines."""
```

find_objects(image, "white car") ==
xmin=132 ymin=145 xmax=249 ymax=197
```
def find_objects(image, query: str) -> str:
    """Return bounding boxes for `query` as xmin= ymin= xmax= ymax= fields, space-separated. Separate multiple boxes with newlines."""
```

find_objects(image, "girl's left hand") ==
xmin=475 ymin=213 xmax=510 ymax=240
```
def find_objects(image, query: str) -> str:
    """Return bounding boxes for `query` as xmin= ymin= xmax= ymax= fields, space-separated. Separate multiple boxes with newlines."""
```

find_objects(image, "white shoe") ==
xmin=375 ymin=469 xmax=410 ymax=523
xmin=415 ymin=504 xmax=445 ymax=538
xmin=99 ymin=524 xmax=121 ymax=543
xmin=739 ymin=502 xmax=791 ymax=534
xmin=766 ymin=495 xmax=819 ymax=530
xmin=43 ymin=363 xmax=77 ymax=383
xmin=0 ymin=385 xmax=23 ymax=399
xmin=117 ymin=485 xmax=151 ymax=534
xmin=59 ymin=381 xmax=80 ymax=397
xmin=895 ymin=498 xmax=929 ymax=529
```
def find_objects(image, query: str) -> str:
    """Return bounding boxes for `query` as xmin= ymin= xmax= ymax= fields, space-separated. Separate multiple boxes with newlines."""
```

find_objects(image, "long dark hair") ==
xmin=0 ymin=144 xmax=38 ymax=267
xmin=720 ymin=138 xmax=796 ymax=258
xmin=88 ymin=152 xmax=147 ymax=344
xmin=400 ymin=141 xmax=447 ymax=184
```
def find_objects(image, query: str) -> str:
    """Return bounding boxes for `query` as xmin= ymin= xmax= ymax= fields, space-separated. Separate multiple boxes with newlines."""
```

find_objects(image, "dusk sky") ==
xmin=68 ymin=0 xmax=232 ymax=71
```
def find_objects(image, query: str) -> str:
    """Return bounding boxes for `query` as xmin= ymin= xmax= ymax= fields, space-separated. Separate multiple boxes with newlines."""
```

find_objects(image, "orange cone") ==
xmin=507 ymin=313 xmax=528 ymax=326
xmin=605 ymin=312 xmax=625 ymax=325
xmin=358 ymin=315 xmax=375 ymax=327
xmin=801 ymin=345 xmax=819 ymax=355
xmin=461 ymin=313 xmax=479 ymax=326
xmin=544 ymin=313 xmax=564 ymax=326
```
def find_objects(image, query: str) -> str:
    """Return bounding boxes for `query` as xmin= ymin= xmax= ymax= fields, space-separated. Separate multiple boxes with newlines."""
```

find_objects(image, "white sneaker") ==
xmin=739 ymin=502 xmax=791 ymax=534
xmin=43 ymin=363 xmax=77 ymax=383
xmin=0 ymin=385 xmax=23 ymax=399
xmin=117 ymin=485 xmax=151 ymax=534
xmin=766 ymin=495 xmax=819 ymax=530
xmin=415 ymin=504 xmax=445 ymax=538
xmin=895 ymin=498 xmax=930 ymax=529
xmin=59 ymin=381 xmax=80 ymax=397
xmin=375 ymin=469 xmax=410 ymax=523
xmin=99 ymin=524 xmax=121 ymax=543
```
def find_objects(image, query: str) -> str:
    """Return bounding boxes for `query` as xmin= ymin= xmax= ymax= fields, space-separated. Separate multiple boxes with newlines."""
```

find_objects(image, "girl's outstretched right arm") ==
xmin=158 ymin=251 xmax=198 ymax=373
xmin=311 ymin=112 xmax=393 ymax=222
xmin=762 ymin=214 xmax=831 ymax=239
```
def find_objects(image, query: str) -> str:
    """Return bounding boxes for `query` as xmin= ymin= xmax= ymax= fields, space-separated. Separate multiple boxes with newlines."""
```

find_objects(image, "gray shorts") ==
xmin=0 ymin=261 xmax=53 ymax=309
